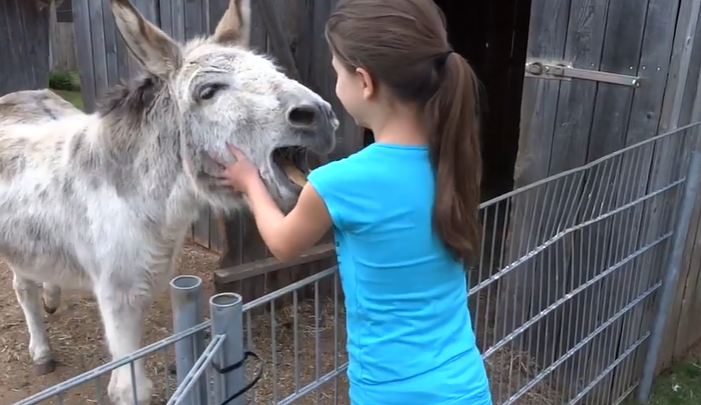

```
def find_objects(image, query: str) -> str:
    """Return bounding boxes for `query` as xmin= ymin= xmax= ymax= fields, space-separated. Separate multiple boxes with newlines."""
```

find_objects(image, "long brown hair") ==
xmin=325 ymin=0 xmax=482 ymax=265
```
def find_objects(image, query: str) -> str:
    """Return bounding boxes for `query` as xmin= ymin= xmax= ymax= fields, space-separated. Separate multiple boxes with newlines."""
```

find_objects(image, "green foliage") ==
xmin=49 ymin=70 xmax=80 ymax=91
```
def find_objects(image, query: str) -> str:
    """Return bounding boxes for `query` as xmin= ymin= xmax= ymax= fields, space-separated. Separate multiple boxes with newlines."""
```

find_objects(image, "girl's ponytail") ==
xmin=426 ymin=52 xmax=482 ymax=266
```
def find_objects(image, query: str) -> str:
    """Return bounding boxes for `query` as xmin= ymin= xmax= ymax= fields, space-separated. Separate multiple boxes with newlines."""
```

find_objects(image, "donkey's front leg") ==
xmin=11 ymin=272 xmax=56 ymax=375
xmin=94 ymin=280 xmax=154 ymax=405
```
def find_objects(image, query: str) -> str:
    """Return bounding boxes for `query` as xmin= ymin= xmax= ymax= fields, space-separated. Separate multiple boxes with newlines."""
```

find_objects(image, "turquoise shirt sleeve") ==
xmin=307 ymin=159 xmax=351 ymax=231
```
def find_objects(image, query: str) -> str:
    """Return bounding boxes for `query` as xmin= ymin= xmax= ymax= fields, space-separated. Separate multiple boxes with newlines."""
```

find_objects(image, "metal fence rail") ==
xmin=472 ymin=122 xmax=701 ymax=405
xmin=11 ymin=123 xmax=701 ymax=405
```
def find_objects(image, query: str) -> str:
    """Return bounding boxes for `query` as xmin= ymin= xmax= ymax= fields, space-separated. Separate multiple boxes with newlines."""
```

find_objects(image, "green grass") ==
xmin=52 ymin=89 xmax=84 ymax=111
xmin=626 ymin=352 xmax=701 ymax=405
xmin=48 ymin=70 xmax=84 ymax=111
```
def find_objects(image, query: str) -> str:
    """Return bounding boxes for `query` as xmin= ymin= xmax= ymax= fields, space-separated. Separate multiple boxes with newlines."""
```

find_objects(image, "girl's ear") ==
xmin=355 ymin=67 xmax=375 ymax=100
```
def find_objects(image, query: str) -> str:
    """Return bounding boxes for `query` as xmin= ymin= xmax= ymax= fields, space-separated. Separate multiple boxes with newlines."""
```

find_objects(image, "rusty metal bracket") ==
xmin=525 ymin=60 xmax=641 ymax=88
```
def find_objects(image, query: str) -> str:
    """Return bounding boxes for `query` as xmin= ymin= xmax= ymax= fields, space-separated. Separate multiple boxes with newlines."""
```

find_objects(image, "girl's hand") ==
xmin=210 ymin=144 xmax=262 ymax=194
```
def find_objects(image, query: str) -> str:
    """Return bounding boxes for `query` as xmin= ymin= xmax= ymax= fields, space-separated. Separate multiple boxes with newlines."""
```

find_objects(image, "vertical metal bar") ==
xmin=170 ymin=275 xmax=207 ymax=405
xmin=637 ymin=151 xmax=701 ymax=403
xmin=210 ymin=292 xmax=245 ymax=405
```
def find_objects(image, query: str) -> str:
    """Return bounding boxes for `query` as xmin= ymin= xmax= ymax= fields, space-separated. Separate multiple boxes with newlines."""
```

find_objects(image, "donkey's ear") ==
xmin=109 ymin=0 xmax=181 ymax=77
xmin=210 ymin=0 xmax=251 ymax=48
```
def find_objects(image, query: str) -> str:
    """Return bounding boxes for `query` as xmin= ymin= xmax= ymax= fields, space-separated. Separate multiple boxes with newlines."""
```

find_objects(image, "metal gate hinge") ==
xmin=525 ymin=60 xmax=641 ymax=88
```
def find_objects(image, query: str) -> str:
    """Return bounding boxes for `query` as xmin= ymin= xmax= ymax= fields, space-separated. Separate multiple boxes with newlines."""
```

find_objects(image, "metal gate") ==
xmin=10 ymin=123 xmax=701 ymax=405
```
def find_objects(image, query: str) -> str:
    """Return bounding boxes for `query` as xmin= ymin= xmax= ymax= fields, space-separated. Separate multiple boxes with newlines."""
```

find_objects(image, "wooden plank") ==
xmin=114 ymin=2 xmax=131 ymax=81
xmin=684 ymin=218 xmax=701 ymax=347
xmin=159 ymin=0 xmax=174 ymax=37
xmin=648 ymin=128 xmax=700 ymax=377
xmin=497 ymin=0 xmax=570 ymax=370
xmin=72 ymin=0 xmax=96 ymax=110
xmin=184 ymin=0 xmax=204 ymax=40
xmin=192 ymin=208 xmax=212 ymax=249
xmin=294 ymin=0 xmax=314 ymax=84
xmin=659 ymin=0 xmax=701 ymax=132
xmin=171 ymin=0 xmax=186 ymax=42
xmin=208 ymin=211 xmax=226 ymax=252
xmin=664 ymin=2 xmax=701 ymax=369
xmin=536 ymin=0 xmax=610 ymax=397
xmin=248 ymin=0 xmax=268 ymax=53
xmin=49 ymin=7 xmax=79 ymax=71
xmin=254 ymin=0 xmax=300 ymax=80
xmin=214 ymin=243 xmax=337 ymax=284
xmin=88 ymin=0 xmax=109 ymax=102
xmin=0 ymin=0 xmax=51 ymax=97
xmin=597 ymin=0 xmax=682 ymax=401
xmin=647 ymin=0 xmax=701 ymax=375
xmin=672 ymin=192 xmax=701 ymax=361
xmin=569 ymin=0 xmax=650 ymax=402
xmin=656 ymin=136 xmax=701 ymax=373
xmin=101 ymin=0 xmax=120 ymax=86
xmin=207 ymin=0 xmax=230 ymax=34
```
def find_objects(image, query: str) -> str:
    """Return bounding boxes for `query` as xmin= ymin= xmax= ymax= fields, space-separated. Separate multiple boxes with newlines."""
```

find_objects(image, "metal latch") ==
xmin=525 ymin=60 xmax=641 ymax=88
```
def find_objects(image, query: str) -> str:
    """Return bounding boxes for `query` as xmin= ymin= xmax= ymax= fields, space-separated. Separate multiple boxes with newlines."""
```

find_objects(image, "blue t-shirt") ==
xmin=307 ymin=143 xmax=491 ymax=405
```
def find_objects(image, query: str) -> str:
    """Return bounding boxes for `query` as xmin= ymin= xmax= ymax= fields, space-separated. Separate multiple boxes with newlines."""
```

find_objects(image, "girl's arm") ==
xmin=245 ymin=180 xmax=332 ymax=262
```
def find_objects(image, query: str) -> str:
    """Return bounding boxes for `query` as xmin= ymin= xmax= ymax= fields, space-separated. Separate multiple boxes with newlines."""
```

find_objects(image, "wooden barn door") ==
xmin=213 ymin=0 xmax=359 ymax=301
xmin=498 ymin=0 xmax=683 ymax=403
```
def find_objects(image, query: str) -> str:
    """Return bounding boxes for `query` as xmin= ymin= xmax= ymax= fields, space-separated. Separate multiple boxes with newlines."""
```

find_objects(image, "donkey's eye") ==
xmin=196 ymin=82 xmax=228 ymax=101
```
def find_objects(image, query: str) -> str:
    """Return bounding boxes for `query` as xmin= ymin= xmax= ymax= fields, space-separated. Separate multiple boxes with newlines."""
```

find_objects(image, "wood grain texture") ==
xmin=0 ymin=0 xmax=51 ymax=97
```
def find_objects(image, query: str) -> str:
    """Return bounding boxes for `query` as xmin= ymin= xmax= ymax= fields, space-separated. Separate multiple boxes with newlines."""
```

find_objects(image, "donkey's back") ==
xmin=0 ymin=89 xmax=160 ymax=289
xmin=0 ymin=90 xmax=99 ymax=287
xmin=0 ymin=89 xmax=83 ymax=126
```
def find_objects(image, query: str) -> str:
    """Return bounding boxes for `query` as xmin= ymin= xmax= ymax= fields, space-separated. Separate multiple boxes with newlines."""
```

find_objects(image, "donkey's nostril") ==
xmin=287 ymin=104 xmax=318 ymax=127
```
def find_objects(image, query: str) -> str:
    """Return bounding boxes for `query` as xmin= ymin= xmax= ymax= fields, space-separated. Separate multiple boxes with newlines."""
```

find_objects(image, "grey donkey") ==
xmin=0 ymin=0 xmax=338 ymax=402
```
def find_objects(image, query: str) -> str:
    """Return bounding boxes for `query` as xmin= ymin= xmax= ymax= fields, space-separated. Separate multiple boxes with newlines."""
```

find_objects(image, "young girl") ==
xmin=216 ymin=0 xmax=491 ymax=403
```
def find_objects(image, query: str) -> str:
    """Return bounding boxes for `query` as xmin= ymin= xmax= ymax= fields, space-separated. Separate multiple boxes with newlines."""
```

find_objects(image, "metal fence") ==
xmin=11 ymin=123 xmax=701 ymax=405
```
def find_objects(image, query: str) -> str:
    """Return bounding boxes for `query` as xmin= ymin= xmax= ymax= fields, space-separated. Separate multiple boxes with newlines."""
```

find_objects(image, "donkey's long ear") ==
xmin=210 ymin=0 xmax=251 ymax=48
xmin=109 ymin=0 xmax=181 ymax=77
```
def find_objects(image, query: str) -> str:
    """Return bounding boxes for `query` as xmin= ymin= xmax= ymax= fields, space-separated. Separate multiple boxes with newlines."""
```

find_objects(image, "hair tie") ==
xmin=434 ymin=50 xmax=454 ymax=68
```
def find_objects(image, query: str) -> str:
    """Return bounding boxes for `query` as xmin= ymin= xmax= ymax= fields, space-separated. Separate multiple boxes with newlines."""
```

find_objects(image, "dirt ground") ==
xmin=0 ymin=241 xmax=559 ymax=405
xmin=0 ymin=243 xmax=349 ymax=405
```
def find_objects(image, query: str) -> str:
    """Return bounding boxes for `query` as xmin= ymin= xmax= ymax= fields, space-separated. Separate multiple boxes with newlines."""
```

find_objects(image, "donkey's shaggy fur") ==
xmin=0 ymin=0 xmax=337 ymax=403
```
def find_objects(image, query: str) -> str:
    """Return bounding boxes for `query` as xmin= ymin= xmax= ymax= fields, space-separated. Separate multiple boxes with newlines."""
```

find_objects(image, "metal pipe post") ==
xmin=210 ymin=292 xmax=245 ymax=405
xmin=637 ymin=151 xmax=701 ymax=403
xmin=170 ymin=275 xmax=207 ymax=405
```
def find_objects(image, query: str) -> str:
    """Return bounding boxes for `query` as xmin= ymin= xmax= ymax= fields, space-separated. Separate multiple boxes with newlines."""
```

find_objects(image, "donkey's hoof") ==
xmin=43 ymin=301 xmax=58 ymax=315
xmin=35 ymin=358 xmax=57 ymax=375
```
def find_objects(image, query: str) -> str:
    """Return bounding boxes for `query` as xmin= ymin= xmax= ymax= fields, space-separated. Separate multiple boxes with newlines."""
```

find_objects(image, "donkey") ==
xmin=0 ymin=0 xmax=337 ymax=402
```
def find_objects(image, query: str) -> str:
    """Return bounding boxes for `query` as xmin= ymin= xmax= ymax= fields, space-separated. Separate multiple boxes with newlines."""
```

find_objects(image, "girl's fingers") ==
xmin=208 ymin=152 xmax=227 ymax=166
xmin=226 ymin=143 xmax=247 ymax=161
xmin=213 ymin=178 xmax=231 ymax=187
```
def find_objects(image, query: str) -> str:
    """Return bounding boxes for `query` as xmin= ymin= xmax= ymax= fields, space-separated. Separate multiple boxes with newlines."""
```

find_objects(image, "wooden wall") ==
xmin=497 ymin=0 xmax=701 ymax=401
xmin=0 ymin=0 xmax=51 ymax=97
xmin=654 ymin=0 xmax=701 ymax=374
xmin=49 ymin=0 xmax=79 ymax=71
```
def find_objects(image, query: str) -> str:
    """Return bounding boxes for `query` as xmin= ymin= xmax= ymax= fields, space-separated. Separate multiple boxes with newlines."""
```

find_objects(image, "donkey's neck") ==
xmin=91 ymin=75 xmax=202 ymax=229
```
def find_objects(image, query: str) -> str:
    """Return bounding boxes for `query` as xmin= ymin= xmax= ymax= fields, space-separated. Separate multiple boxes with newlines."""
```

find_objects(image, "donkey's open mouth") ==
xmin=272 ymin=146 xmax=310 ymax=187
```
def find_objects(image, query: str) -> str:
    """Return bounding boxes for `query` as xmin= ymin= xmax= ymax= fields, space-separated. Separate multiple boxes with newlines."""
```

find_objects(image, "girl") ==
xmin=216 ymin=0 xmax=491 ymax=403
